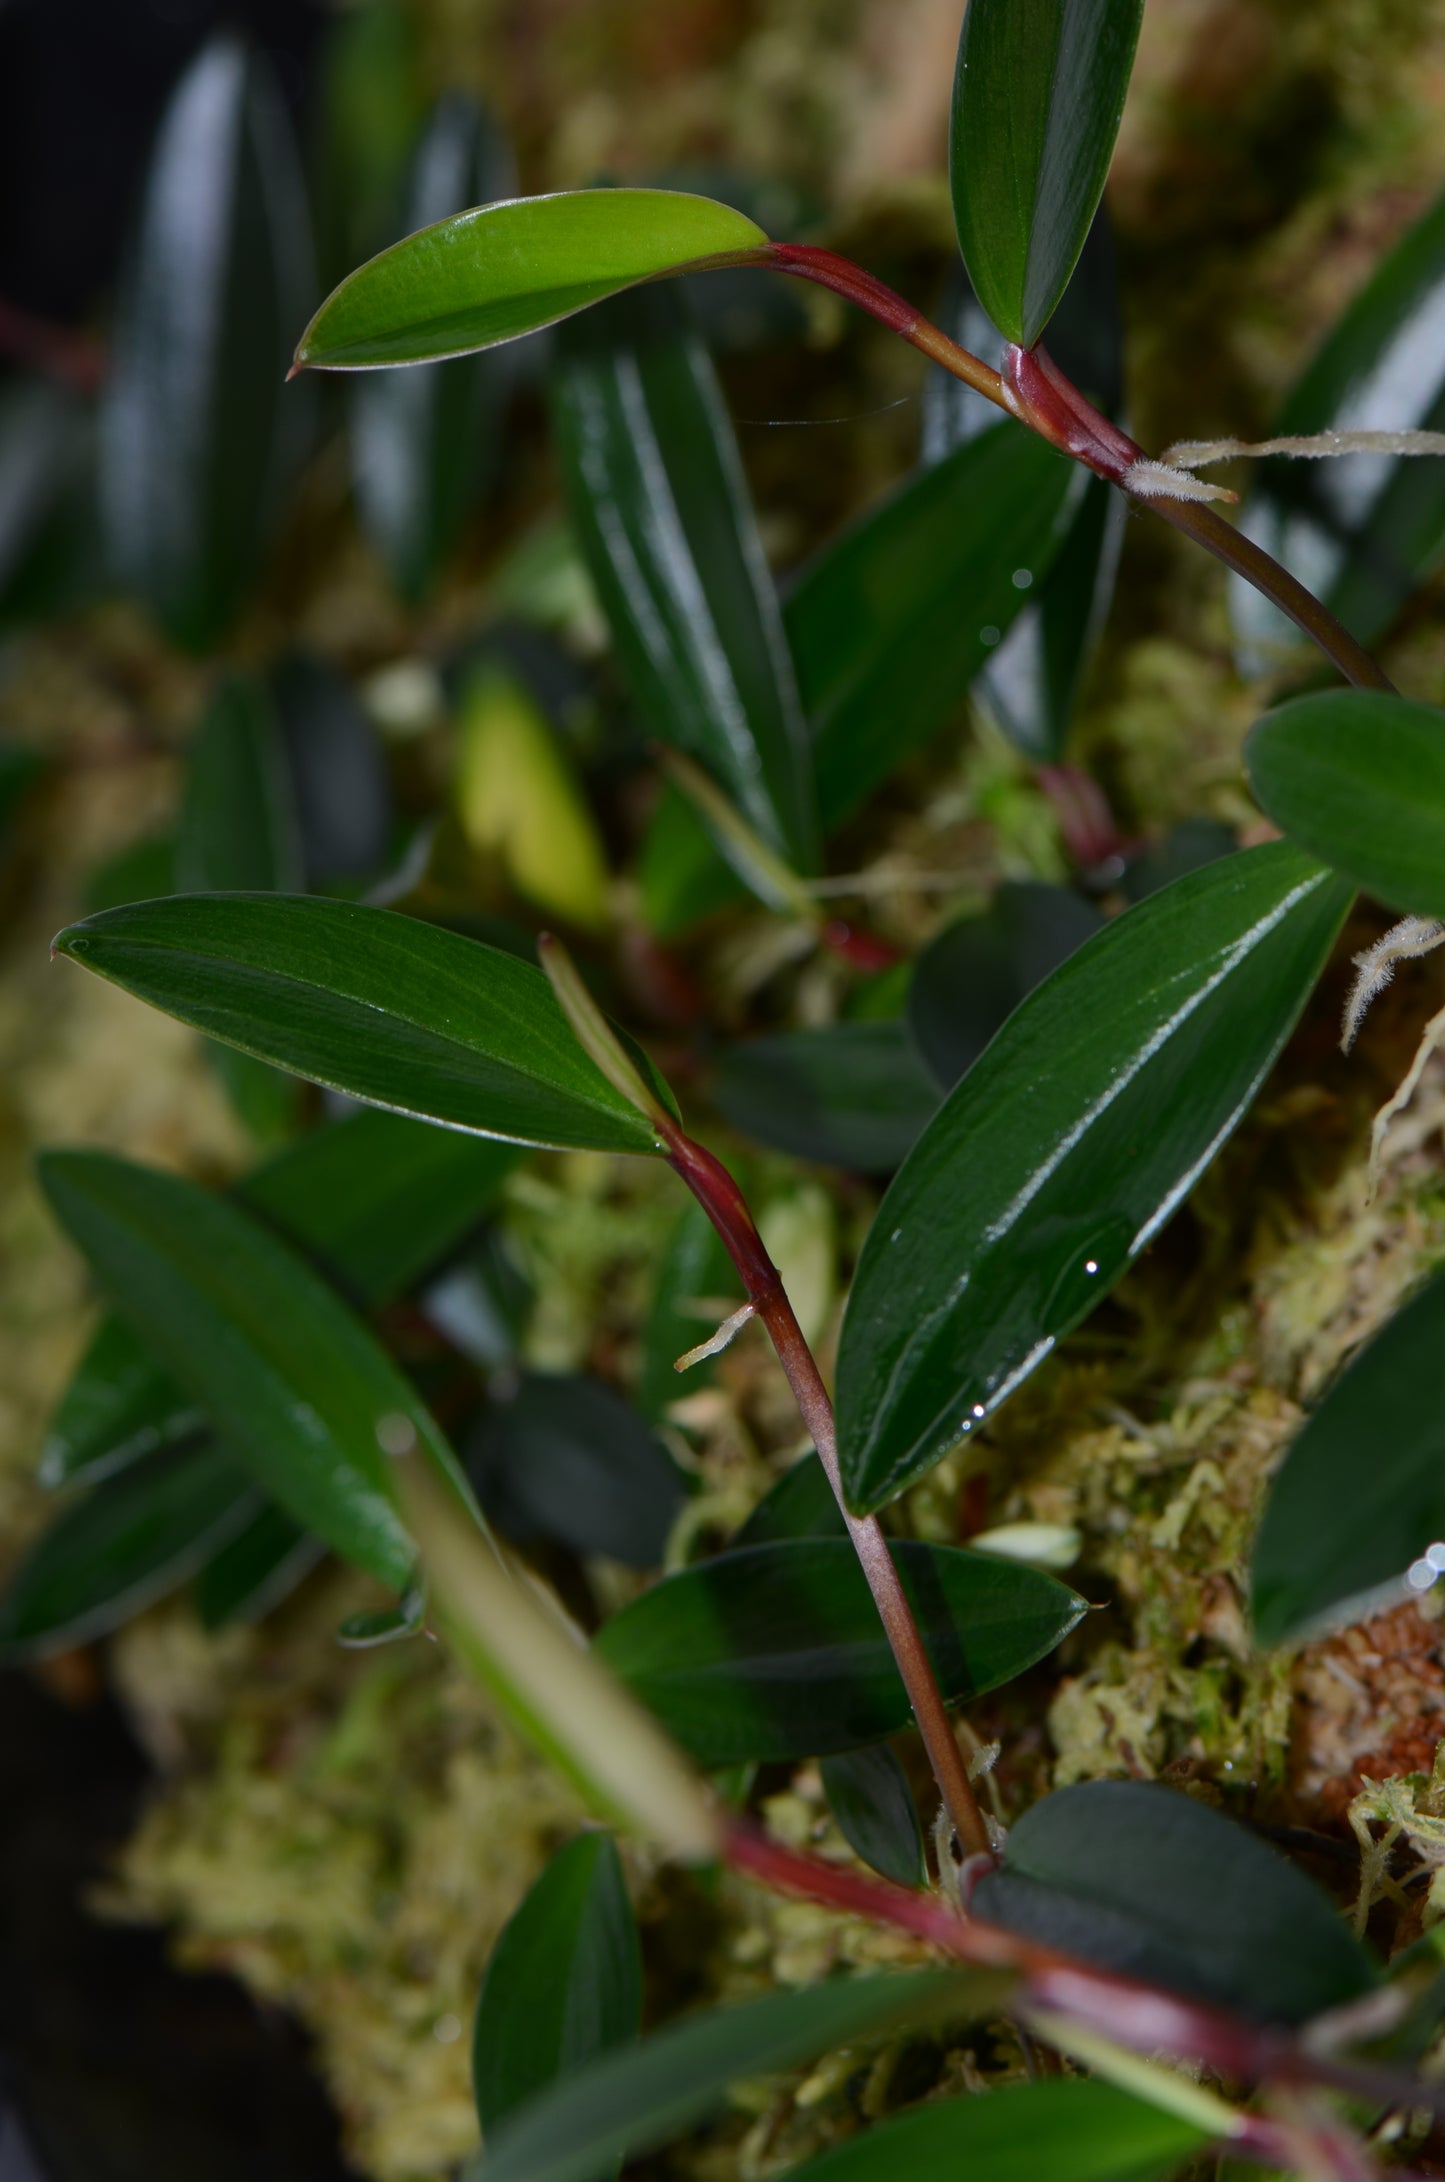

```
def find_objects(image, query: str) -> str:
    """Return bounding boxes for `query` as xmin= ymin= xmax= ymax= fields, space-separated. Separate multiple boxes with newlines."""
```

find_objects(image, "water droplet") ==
xmin=1011 ymin=567 xmax=1033 ymax=590
xmin=1427 ymin=1542 xmax=1445 ymax=1573
xmin=376 ymin=1412 xmax=416 ymax=1457
xmin=972 ymin=1403 xmax=985 ymax=1418
xmin=980 ymin=625 xmax=1000 ymax=647
xmin=1084 ymin=1259 xmax=1099 ymax=1275
xmin=890 ymin=1227 xmax=902 ymax=1243
xmin=1407 ymin=1558 xmax=1437 ymax=1592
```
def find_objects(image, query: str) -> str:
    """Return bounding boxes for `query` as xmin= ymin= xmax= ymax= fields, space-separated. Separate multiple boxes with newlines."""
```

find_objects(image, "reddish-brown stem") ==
xmin=661 ymin=1121 xmax=993 ymax=1860
xmin=764 ymin=242 xmax=1013 ymax=416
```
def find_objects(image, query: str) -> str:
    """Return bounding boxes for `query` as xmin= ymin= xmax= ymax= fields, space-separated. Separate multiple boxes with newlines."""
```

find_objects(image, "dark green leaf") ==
xmin=594 ymin=1538 xmax=1085 ymax=1763
xmin=1252 ymin=1259 xmax=1445 ymax=1645
xmin=907 ymin=881 xmax=1103 ymax=1093
xmin=474 ymin=1832 xmax=642 ymax=2136
xmin=194 ymin=1501 xmax=320 ymax=1630
xmin=351 ymin=94 xmax=515 ymax=601
xmin=553 ymin=284 xmax=818 ymax=871
xmin=468 ymin=1373 xmax=688 ymax=1567
xmin=972 ymin=1779 xmax=1378 ymax=2026
xmin=471 ymin=1969 xmax=1007 ymax=2182
xmin=44 ymin=1106 xmax=521 ymax=1490
xmin=85 ymin=833 xmax=176 ymax=916
xmin=53 ymin=893 xmax=674 ymax=1156
xmin=271 ymin=654 xmax=393 ymax=887
xmin=732 ymin=1456 xmax=845 ymax=1549
xmin=1120 ymin=820 xmax=1237 ymax=905
xmin=712 ymin=1022 xmax=939 ymax=1174
xmin=337 ymin=1583 xmax=425 ymax=1647
xmin=295 ymin=187 xmax=769 ymax=369
xmin=0 ymin=1443 xmax=259 ymax=1657
xmin=639 ymin=1201 xmax=740 ymax=1422
xmin=794 ymin=423 xmax=1081 ymax=830
xmin=38 ymin=1150 xmax=477 ymax=1591
xmin=837 ymin=845 xmax=1352 ymax=1514
xmin=949 ymin=0 xmax=1144 ymax=349
xmin=313 ymin=0 xmax=424 ymax=286
xmin=784 ymin=2077 xmax=1209 ymax=2182
xmin=819 ymin=1744 xmax=925 ymax=1888
xmin=1247 ymin=689 xmax=1445 ymax=921
xmin=1234 ymin=184 xmax=1445 ymax=656
xmin=101 ymin=37 xmax=315 ymax=650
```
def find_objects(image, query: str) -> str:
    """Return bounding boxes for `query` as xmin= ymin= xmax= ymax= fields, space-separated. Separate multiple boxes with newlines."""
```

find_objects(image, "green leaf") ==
xmin=101 ymin=36 xmax=315 ymax=650
xmin=38 ymin=1150 xmax=477 ymax=1592
xmin=837 ymin=845 xmax=1352 ymax=1514
xmin=552 ymin=284 xmax=818 ymax=871
xmin=972 ymin=1779 xmax=1378 ymax=2026
xmin=1234 ymin=183 xmax=1445 ymax=657
xmin=949 ymin=0 xmax=1144 ymax=350
xmin=43 ymin=1106 xmax=521 ymax=1490
xmin=350 ymin=94 xmax=515 ymax=601
xmin=732 ymin=1456 xmax=845 ymax=1549
xmin=794 ymin=423 xmax=1081 ymax=830
xmin=52 ymin=893 xmax=674 ymax=1156
xmin=271 ymin=653 xmax=393 ymax=888
xmin=1252 ymin=1259 xmax=1445 ymax=1645
xmin=470 ymin=1969 xmax=1009 ymax=2182
xmin=194 ymin=1502 xmax=320 ymax=1630
xmin=313 ymin=0 xmax=424 ymax=288
xmin=0 ymin=1443 xmax=260 ymax=1657
xmin=819 ymin=1744 xmax=925 ymax=1888
xmin=712 ymin=1022 xmax=939 ymax=1174
xmin=294 ymin=188 xmax=768 ymax=370
xmin=906 ymin=881 xmax=1103 ymax=1093
xmin=639 ymin=1201 xmax=740 ymax=1422
xmin=594 ymin=1538 xmax=1085 ymax=1764
xmin=469 ymin=1372 xmax=688 ymax=1567
xmin=1247 ymin=690 xmax=1445 ymax=921
xmin=474 ymin=1833 xmax=642 ymax=2136
xmin=783 ymin=2078 xmax=1209 ymax=2182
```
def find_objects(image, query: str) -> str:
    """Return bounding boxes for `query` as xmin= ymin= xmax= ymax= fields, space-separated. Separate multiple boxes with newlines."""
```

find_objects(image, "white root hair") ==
xmin=1124 ymin=426 xmax=1445 ymax=507
xmin=1341 ymin=916 xmax=1445 ymax=1054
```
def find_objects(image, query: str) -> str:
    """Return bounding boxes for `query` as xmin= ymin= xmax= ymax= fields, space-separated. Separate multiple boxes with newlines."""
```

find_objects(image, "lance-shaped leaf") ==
xmin=594 ymin=1538 xmax=1085 ymax=1763
xmin=470 ymin=1969 xmax=1008 ymax=2182
xmin=836 ymin=845 xmax=1352 ymax=1514
xmin=949 ymin=0 xmax=1144 ymax=350
xmin=351 ymin=94 xmax=516 ymax=601
xmin=1252 ymin=1261 xmax=1445 ymax=1645
xmin=0 ymin=1443 xmax=260 ymax=1657
xmin=712 ymin=1022 xmax=939 ymax=1174
xmin=294 ymin=187 xmax=768 ymax=370
xmin=783 ymin=2078 xmax=1211 ymax=2182
xmin=474 ymin=1833 xmax=642 ymax=2135
xmin=271 ymin=653 xmax=393 ymax=888
xmin=553 ymin=284 xmax=818 ymax=870
xmin=1247 ymin=689 xmax=1445 ymax=921
xmin=52 ymin=894 xmax=674 ymax=1156
xmin=1234 ymin=183 xmax=1445 ymax=659
xmin=101 ymin=36 xmax=315 ymax=651
xmin=907 ymin=881 xmax=1103 ymax=1093
xmin=972 ymin=1780 xmax=1378 ymax=2025
xmin=819 ymin=1744 xmax=926 ymax=1889
xmin=194 ymin=1502 xmax=321 ymax=1630
xmin=467 ymin=1372 xmax=688 ymax=1568
xmin=44 ymin=1106 xmax=520 ymax=1490
xmin=38 ymin=1150 xmax=477 ymax=1592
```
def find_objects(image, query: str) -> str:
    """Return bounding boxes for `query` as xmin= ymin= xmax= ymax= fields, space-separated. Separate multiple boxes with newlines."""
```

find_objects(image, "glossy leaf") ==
xmin=1234 ymin=184 xmax=1445 ymax=657
xmin=474 ymin=1832 xmax=641 ymax=2135
xmin=468 ymin=1373 xmax=688 ymax=1567
xmin=471 ymin=1969 xmax=1007 ymax=2182
xmin=553 ymin=283 xmax=818 ymax=870
xmin=1247 ymin=690 xmax=1445 ymax=920
xmin=594 ymin=1538 xmax=1085 ymax=1763
xmin=52 ymin=893 xmax=674 ymax=1157
xmin=712 ymin=1022 xmax=939 ymax=1174
xmin=949 ymin=0 xmax=1144 ymax=349
xmin=837 ymin=845 xmax=1352 ymax=1514
xmin=789 ymin=2078 xmax=1207 ymax=2182
xmin=194 ymin=1502 xmax=320 ymax=1630
xmin=0 ymin=1443 xmax=259 ymax=1657
xmin=455 ymin=667 xmax=610 ymax=931
xmin=639 ymin=1201 xmax=739 ymax=1421
xmin=819 ymin=1744 xmax=925 ymax=1888
xmin=351 ymin=94 xmax=515 ymax=601
xmin=295 ymin=187 xmax=768 ymax=370
xmin=907 ymin=881 xmax=1103 ymax=1093
xmin=38 ymin=1150 xmax=477 ymax=1592
xmin=313 ymin=0 xmax=423 ymax=285
xmin=44 ymin=1106 xmax=521 ymax=1490
xmin=271 ymin=654 xmax=393 ymax=887
xmin=1252 ymin=1260 xmax=1445 ymax=1645
xmin=732 ymin=1455 xmax=845 ymax=1548
xmin=101 ymin=37 xmax=314 ymax=650
xmin=972 ymin=1779 xmax=1378 ymax=2025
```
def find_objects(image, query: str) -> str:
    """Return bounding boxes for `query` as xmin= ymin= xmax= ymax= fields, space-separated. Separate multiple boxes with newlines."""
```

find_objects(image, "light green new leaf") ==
xmin=1247 ymin=689 xmax=1445 ymax=921
xmin=474 ymin=1833 xmax=641 ymax=2135
xmin=294 ymin=189 xmax=768 ymax=369
xmin=38 ymin=1150 xmax=477 ymax=1592
xmin=949 ymin=0 xmax=1144 ymax=349
xmin=52 ymin=894 xmax=674 ymax=1156
xmin=837 ymin=845 xmax=1352 ymax=1514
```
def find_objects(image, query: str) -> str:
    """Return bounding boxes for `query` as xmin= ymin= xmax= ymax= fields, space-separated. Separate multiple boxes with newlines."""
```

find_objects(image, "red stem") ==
xmin=661 ymin=1122 xmax=993 ymax=1860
